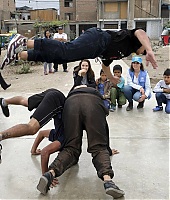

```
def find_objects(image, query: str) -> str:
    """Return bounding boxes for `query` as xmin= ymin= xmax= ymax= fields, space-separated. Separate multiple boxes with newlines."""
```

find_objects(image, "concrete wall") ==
xmin=147 ymin=20 xmax=162 ymax=40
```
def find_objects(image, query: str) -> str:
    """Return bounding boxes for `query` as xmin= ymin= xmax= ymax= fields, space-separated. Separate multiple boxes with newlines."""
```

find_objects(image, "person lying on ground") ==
xmin=1 ymin=27 xmax=158 ymax=86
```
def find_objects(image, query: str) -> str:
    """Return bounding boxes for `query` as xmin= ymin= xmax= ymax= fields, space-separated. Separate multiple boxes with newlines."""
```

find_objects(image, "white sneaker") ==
xmin=1 ymin=34 xmax=27 ymax=69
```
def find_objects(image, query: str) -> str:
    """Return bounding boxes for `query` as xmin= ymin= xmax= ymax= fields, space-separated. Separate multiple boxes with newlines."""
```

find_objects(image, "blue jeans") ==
xmin=44 ymin=62 xmax=52 ymax=73
xmin=155 ymin=92 xmax=170 ymax=114
xmin=123 ymin=85 xmax=142 ymax=102
xmin=28 ymin=27 xmax=111 ymax=63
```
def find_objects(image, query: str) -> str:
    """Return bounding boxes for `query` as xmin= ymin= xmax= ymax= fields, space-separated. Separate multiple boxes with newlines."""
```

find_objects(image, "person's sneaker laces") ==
xmin=0 ymin=144 xmax=2 ymax=164
xmin=1 ymin=34 xmax=27 ymax=69
xmin=153 ymin=106 xmax=163 ymax=112
xmin=104 ymin=180 xmax=125 ymax=198
xmin=37 ymin=171 xmax=54 ymax=195
xmin=0 ymin=98 xmax=9 ymax=117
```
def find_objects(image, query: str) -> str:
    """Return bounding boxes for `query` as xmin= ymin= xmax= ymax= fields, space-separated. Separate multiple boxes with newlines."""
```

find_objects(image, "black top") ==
xmin=67 ymin=87 xmax=103 ymax=99
xmin=73 ymin=71 xmax=96 ymax=88
xmin=70 ymin=66 xmax=96 ymax=91
xmin=101 ymin=29 xmax=142 ymax=66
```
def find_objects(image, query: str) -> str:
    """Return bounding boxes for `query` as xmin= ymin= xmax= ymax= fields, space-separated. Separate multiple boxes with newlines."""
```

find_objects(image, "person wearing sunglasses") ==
xmin=123 ymin=56 xmax=152 ymax=111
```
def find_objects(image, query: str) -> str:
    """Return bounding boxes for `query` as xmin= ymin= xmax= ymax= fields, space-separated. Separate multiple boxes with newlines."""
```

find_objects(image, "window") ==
xmin=104 ymin=24 xmax=118 ymax=29
xmin=136 ymin=21 xmax=146 ymax=32
xmin=64 ymin=0 xmax=73 ymax=7
xmin=65 ymin=13 xmax=73 ymax=20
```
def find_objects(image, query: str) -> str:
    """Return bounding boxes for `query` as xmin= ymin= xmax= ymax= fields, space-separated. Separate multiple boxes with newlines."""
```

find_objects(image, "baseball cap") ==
xmin=132 ymin=56 xmax=142 ymax=64
xmin=58 ymin=26 xmax=63 ymax=30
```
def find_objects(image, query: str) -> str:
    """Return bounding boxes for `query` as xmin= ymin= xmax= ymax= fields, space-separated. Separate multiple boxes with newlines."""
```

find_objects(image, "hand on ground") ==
xmin=50 ymin=178 xmax=59 ymax=188
xmin=31 ymin=149 xmax=41 ymax=155
xmin=112 ymin=149 xmax=119 ymax=155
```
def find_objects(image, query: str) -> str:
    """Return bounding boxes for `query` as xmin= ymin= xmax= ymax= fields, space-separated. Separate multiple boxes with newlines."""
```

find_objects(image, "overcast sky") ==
xmin=15 ymin=0 xmax=59 ymax=10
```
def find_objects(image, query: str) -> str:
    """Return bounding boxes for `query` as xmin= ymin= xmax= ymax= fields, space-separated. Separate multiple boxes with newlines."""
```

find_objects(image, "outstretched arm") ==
xmin=134 ymin=29 xmax=158 ymax=69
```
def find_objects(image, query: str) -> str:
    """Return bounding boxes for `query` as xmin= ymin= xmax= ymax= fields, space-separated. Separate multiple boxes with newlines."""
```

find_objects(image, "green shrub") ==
xmin=16 ymin=62 xmax=31 ymax=74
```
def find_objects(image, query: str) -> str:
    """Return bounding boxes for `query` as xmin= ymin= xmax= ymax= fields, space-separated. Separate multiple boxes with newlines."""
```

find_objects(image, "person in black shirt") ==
xmin=1 ymin=27 xmax=157 ymax=86
xmin=71 ymin=59 xmax=96 ymax=90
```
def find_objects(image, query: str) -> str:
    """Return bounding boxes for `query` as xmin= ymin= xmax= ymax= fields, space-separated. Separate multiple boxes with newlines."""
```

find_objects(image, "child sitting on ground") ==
xmin=96 ymin=69 xmax=111 ymax=109
xmin=153 ymin=68 xmax=170 ymax=114
xmin=110 ymin=65 xmax=126 ymax=111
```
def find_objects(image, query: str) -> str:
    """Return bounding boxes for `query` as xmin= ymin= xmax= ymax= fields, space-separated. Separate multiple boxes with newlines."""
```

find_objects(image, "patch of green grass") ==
xmin=16 ymin=62 xmax=32 ymax=74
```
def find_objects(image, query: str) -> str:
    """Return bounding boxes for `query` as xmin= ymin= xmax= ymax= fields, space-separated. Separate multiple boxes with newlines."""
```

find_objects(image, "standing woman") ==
xmin=43 ymin=30 xmax=53 ymax=75
xmin=72 ymin=59 xmax=96 ymax=90
xmin=123 ymin=56 xmax=151 ymax=111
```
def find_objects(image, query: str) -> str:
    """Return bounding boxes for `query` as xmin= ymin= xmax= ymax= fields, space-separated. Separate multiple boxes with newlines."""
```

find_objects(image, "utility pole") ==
xmin=127 ymin=0 xmax=135 ymax=29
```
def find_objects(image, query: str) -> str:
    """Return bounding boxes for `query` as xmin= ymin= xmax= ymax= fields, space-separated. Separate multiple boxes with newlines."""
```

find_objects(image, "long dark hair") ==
xmin=130 ymin=62 xmax=144 ymax=72
xmin=74 ymin=59 xmax=95 ymax=80
xmin=44 ymin=30 xmax=51 ymax=38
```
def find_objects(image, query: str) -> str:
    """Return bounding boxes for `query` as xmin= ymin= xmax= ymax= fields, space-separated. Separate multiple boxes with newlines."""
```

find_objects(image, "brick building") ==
xmin=0 ymin=0 xmax=16 ymax=32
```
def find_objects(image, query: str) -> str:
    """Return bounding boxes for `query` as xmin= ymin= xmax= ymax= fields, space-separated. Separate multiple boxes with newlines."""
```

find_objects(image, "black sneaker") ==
xmin=126 ymin=102 xmax=133 ymax=111
xmin=37 ymin=171 xmax=54 ymax=195
xmin=0 ymin=144 xmax=2 ymax=164
xmin=104 ymin=180 xmax=125 ymax=198
xmin=137 ymin=101 xmax=144 ymax=109
xmin=63 ymin=69 xmax=68 ymax=72
xmin=0 ymin=98 xmax=9 ymax=117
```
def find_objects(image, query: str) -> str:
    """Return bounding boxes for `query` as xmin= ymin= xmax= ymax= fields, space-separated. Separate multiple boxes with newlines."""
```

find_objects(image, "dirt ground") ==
xmin=0 ymin=44 xmax=169 ymax=93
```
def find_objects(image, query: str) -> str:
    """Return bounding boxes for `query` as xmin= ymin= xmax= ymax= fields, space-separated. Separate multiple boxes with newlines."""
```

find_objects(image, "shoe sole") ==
xmin=37 ymin=176 xmax=48 ymax=195
xmin=0 ymin=35 xmax=21 ymax=68
xmin=153 ymin=109 xmax=163 ymax=112
xmin=106 ymin=188 xmax=125 ymax=198
xmin=7 ymin=34 xmax=26 ymax=58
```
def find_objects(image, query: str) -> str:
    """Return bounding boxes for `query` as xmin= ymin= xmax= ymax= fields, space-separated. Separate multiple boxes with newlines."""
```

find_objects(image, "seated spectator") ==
xmin=71 ymin=59 xmax=96 ymax=90
xmin=110 ymin=65 xmax=126 ymax=111
xmin=153 ymin=68 xmax=170 ymax=114
xmin=123 ymin=56 xmax=151 ymax=111
xmin=96 ymin=69 xmax=111 ymax=109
